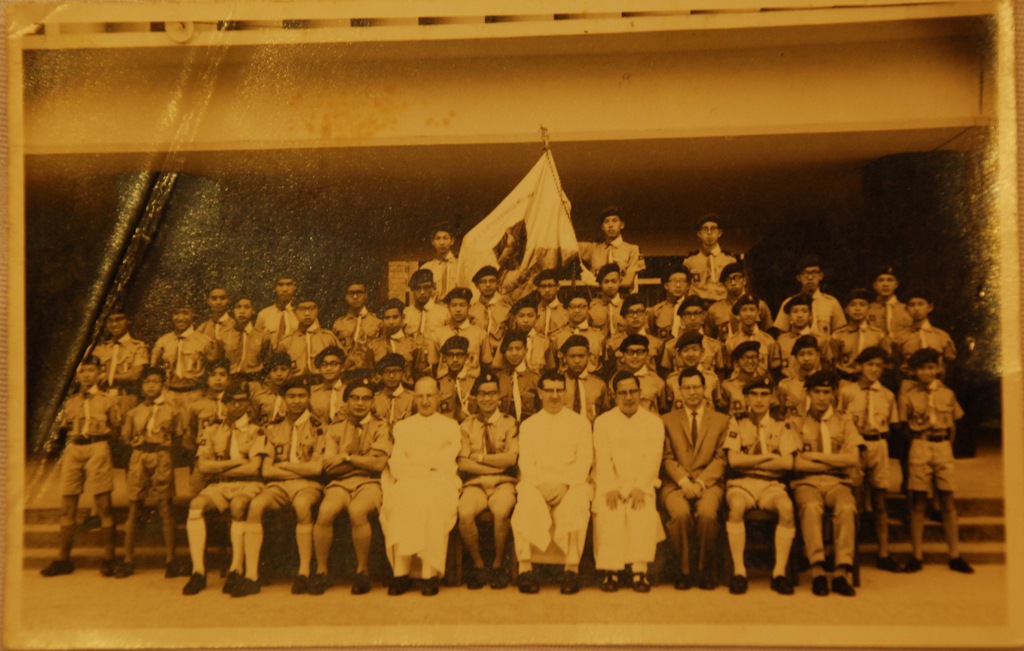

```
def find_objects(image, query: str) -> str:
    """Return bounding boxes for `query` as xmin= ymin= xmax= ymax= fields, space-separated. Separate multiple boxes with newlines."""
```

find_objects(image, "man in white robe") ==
xmin=511 ymin=370 xmax=593 ymax=594
xmin=592 ymin=371 xmax=666 ymax=593
xmin=380 ymin=376 xmax=461 ymax=596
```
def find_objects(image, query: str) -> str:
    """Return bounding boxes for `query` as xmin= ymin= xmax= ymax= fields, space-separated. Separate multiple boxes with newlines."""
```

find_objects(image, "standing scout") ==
xmin=684 ymin=214 xmax=737 ymax=303
xmin=309 ymin=346 xmax=348 ymax=425
xmin=41 ymin=357 xmax=121 ymax=578
xmin=491 ymin=296 xmax=554 ymax=374
xmin=607 ymin=294 xmax=663 ymax=375
xmin=535 ymin=269 xmax=569 ymax=338
xmin=776 ymin=335 xmax=823 ymax=419
xmin=420 ymin=224 xmax=459 ymax=302
xmin=724 ymin=293 xmax=782 ymax=379
xmin=578 ymin=207 xmax=646 ymax=292
xmin=511 ymin=371 xmax=594 ymax=595
xmin=774 ymin=255 xmax=847 ymax=337
xmin=404 ymin=268 xmax=449 ymax=342
xmin=331 ymin=281 xmax=381 ymax=371
xmin=589 ymin=264 xmax=625 ymax=339
xmin=493 ymin=331 xmax=540 ymax=423
xmin=791 ymin=371 xmax=863 ymax=597
xmin=312 ymin=376 xmax=392 ymax=595
xmin=196 ymin=287 xmax=235 ymax=357
xmin=552 ymin=288 xmax=606 ymax=376
xmin=561 ymin=334 xmax=610 ymax=424
xmin=660 ymin=367 xmax=731 ymax=590
xmin=661 ymin=296 xmax=723 ymax=376
xmin=255 ymin=276 xmax=299 ymax=350
xmin=151 ymin=305 xmax=216 ymax=404
xmin=368 ymin=298 xmax=430 ymax=384
xmin=373 ymin=353 xmax=416 ymax=425
xmin=592 ymin=372 xmax=666 ymax=593
xmin=437 ymin=335 xmax=476 ymax=422
xmin=838 ymin=346 xmax=903 ymax=573
xmin=222 ymin=297 xmax=272 ymax=382
xmin=117 ymin=367 xmax=187 ymax=579
xmin=235 ymin=379 xmax=325 ymax=597
xmin=893 ymin=290 xmax=957 ymax=381
xmin=456 ymin=371 xmax=520 ymax=590
xmin=614 ymin=334 xmax=666 ymax=414
xmin=665 ymin=331 xmax=725 ymax=413
xmin=647 ymin=267 xmax=692 ymax=342
xmin=182 ymin=383 xmax=265 ymax=595
xmin=867 ymin=265 xmax=913 ymax=338
xmin=251 ymin=352 xmax=294 ymax=425
xmin=278 ymin=297 xmax=341 ymax=380
xmin=93 ymin=311 xmax=148 ymax=415
xmin=722 ymin=376 xmax=799 ymax=595
xmin=831 ymin=288 xmax=891 ymax=381
xmin=776 ymin=293 xmax=831 ymax=378
xmin=706 ymin=262 xmax=773 ymax=342
xmin=431 ymin=287 xmax=488 ymax=378
xmin=468 ymin=265 xmax=511 ymax=356
xmin=899 ymin=348 xmax=973 ymax=574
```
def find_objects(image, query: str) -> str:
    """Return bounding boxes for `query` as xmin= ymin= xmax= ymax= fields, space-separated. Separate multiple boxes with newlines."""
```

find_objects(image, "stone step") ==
xmin=856 ymin=541 xmax=1005 ymax=565
xmin=864 ymin=516 xmax=1005 ymax=543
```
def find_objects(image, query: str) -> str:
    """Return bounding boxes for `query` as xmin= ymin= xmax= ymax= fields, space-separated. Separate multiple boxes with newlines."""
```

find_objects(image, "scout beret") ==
xmin=342 ymin=374 xmax=375 ymax=401
xmin=782 ymin=293 xmax=812 ymax=314
xmin=408 ymin=268 xmax=434 ymax=287
xmin=845 ymin=288 xmax=874 ymax=306
xmin=266 ymin=352 xmax=294 ymax=370
xmin=675 ymin=330 xmax=705 ymax=350
xmin=440 ymin=335 xmax=470 ymax=354
xmin=619 ymin=294 xmax=645 ymax=317
xmin=500 ymin=330 xmax=527 ymax=352
xmin=873 ymin=264 xmax=900 ymax=280
xmin=907 ymin=348 xmax=942 ymax=369
xmin=375 ymin=353 xmax=406 ymax=373
xmin=560 ymin=334 xmax=591 ymax=354
xmin=803 ymin=370 xmax=839 ymax=391
xmin=791 ymin=334 xmax=820 ymax=355
xmin=443 ymin=287 xmax=473 ymax=304
xmin=222 ymin=381 xmax=250 ymax=401
xmin=536 ymin=269 xmax=560 ymax=283
xmin=855 ymin=346 xmax=890 ymax=365
xmin=314 ymin=346 xmax=346 ymax=368
xmin=731 ymin=293 xmax=760 ymax=316
xmin=282 ymin=377 xmax=310 ymax=393
xmin=292 ymin=292 xmax=318 ymax=307
xmin=472 ymin=266 xmax=500 ymax=284
xmin=719 ymin=261 xmax=745 ymax=283
xmin=378 ymin=298 xmax=405 ymax=318
xmin=596 ymin=263 xmax=622 ymax=283
xmin=565 ymin=287 xmax=590 ymax=305
xmin=205 ymin=358 xmax=232 ymax=375
xmin=742 ymin=375 xmax=773 ymax=395
xmin=676 ymin=295 xmax=705 ymax=315
xmin=510 ymin=296 xmax=538 ymax=314
xmin=141 ymin=366 xmax=166 ymax=382
xmin=618 ymin=334 xmax=649 ymax=353
xmin=797 ymin=253 xmax=822 ymax=273
xmin=696 ymin=213 xmax=722 ymax=230
xmin=661 ymin=266 xmax=692 ymax=285
xmin=903 ymin=288 xmax=932 ymax=303
xmin=78 ymin=355 xmax=101 ymax=369
xmin=471 ymin=370 xmax=500 ymax=395
xmin=598 ymin=206 xmax=624 ymax=223
xmin=731 ymin=340 xmax=761 ymax=360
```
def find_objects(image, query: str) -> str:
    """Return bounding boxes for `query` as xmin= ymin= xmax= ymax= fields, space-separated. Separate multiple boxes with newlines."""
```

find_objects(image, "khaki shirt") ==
xmin=791 ymin=409 xmax=864 ymax=487
xmin=277 ymin=324 xmax=341 ymax=378
xmin=151 ymin=328 xmax=215 ymax=390
xmin=263 ymin=411 xmax=324 ymax=464
xmin=93 ymin=334 xmax=149 ymax=391
xmin=372 ymin=386 xmax=416 ymax=425
xmin=706 ymin=296 xmax=773 ymax=342
xmin=62 ymin=387 xmax=121 ymax=438
xmin=322 ymin=414 xmax=392 ymax=490
xmin=122 ymin=397 xmax=183 ymax=448
xmin=838 ymin=381 xmax=898 ymax=436
xmin=898 ymin=381 xmax=964 ymax=433
xmin=684 ymin=247 xmax=737 ymax=302
xmin=724 ymin=327 xmax=782 ymax=376
xmin=867 ymin=298 xmax=913 ymax=338
xmin=221 ymin=324 xmax=272 ymax=376
xmin=459 ymin=411 xmax=519 ymax=488
xmin=830 ymin=323 xmax=891 ymax=375
xmin=536 ymin=299 xmax=570 ymax=338
xmin=197 ymin=414 xmax=264 ymax=466
xmin=723 ymin=415 xmax=801 ymax=480
xmin=331 ymin=308 xmax=381 ymax=369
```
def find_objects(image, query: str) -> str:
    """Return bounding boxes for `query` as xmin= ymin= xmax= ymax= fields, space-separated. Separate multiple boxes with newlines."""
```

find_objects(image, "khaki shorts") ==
xmin=198 ymin=481 xmax=264 ymax=513
xmin=127 ymin=449 xmax=174 ymax=501
xmin=860 ymin=439 xmax=891 ymax=490
xmin=324 ymin=480 xmax=383 ymax=508
xmin=59 ymin=440 xmax=114 ymax=497
xmin=261 ymin=479 xmax=324 ymax=507
xmin=726 ymin=477 xmax=789 ymax=510
xmin=908 ymin=439 xmax=956 ymax=494
xmin=462 ymin=481 xmax=517 ymax=500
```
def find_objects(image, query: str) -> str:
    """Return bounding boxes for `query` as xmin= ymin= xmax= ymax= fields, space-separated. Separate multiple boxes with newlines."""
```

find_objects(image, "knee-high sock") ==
xmin=312 ymin=521 xmax=334 ymax=576
xmin=459 ymin=519 xmax=484 ymax=568
xmin=727 ymin=521 xmax=746 ymax=577
xmin=229 ymin=521 xmax=245 ymax=574
xmin=186 ymin=510 xmax=207 ymax=575
xmin=244 ymin=522 xmax=263 ymax=581
xmin=100 ymin=525 xmax=116 ymax=562
xmin=57 ymin=525 xmax=75 ymax=561
xmin=296 ymin=523 xmax=314 ymax=576
xmin=773 ymin=525 xmax=796 ymax=578
xmin=352 ymin=523 xmax=372 ymax=574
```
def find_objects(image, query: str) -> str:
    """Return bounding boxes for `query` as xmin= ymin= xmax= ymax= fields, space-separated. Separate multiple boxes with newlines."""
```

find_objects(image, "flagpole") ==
xmin=539 ymin=125 xmax=583 ymax=288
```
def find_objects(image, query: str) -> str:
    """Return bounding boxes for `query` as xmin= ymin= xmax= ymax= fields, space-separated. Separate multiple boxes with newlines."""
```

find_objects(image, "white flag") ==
xmin=455 ymin=151 xmax=579 ymax=301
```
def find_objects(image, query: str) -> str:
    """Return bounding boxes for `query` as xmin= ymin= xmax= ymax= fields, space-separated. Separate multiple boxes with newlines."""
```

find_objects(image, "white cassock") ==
xmin=510 ymin=408 xmax=593 ymax=559
xmin=591 ymin=407 xmax=667 ymax=570
xmin=380 ymin=412 xmax=461 ymax=575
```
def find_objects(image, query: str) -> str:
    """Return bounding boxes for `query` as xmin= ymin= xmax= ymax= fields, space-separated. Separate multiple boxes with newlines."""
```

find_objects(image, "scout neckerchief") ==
xmin=863 ymin=381 xmax=882 ymax=433
xmin=275 ymin=303 xmax=294 ymax=346
xmin=670 ymin=296 xmax=686 ymax=339
xmin=389 ymin=329 xmax=406 ymax=353
xmin=146 ymin=394 xmax=166 ymax=438
xmin=212 ymin=311 xmax=230 ymax=341
xmin=815 ymin=406 xmax=834 ymax=454
xmin=271 ymin=393 xmax=284 ymax=422
xmin=214 ymin=391 xmax=225 ymax=420
xmin=543 ymin=299 xmax=561 ymax=337
xmin=353 ymin=306 xmax=369 ymax=345
xmin=882 ymin=295 xmax=898 ymax=336
xmin=454 ymin=368 xmax=470 ymax=415
xmin=326 ymin=379 xmax=344 ymax=423
xmin=571 ymin=320 xmax=590 ymax=335
xmin=705 ymin=244 xmax=722 ymax=290
xmin=303 ymin=323 xmax=321 ymax=374
xmin=174 ymin=327 xmax=195 ymax=379
xmin=228 ymin=413 xmax=250 ymax=460
xmin=289 ymin=410 xmax=311 ymax=463
xmin=511 ymin=362 xmax=526 ymax=421
xmin=82 ymin=385 xmax=99 ymax=434
xmin=106 ymin=336 xmax=123 ymax=392
xmin=750 ymin=412 xmax=770 ymax=454
xmin=387 ymin=384 xmax=406 ymax=424
xmin=926 ymin=379 xmax=942 ymax=428
xmin=233 ymin=323 xmax=253 ymax=374
xmin=853 ymin=321 xmax=869 ymax=357
xmin=917 ymin=319 xmax=935 ymax=352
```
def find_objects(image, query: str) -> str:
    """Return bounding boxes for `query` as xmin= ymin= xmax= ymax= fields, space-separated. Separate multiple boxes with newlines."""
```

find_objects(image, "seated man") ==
xmin=592 ymin=372 xmax=666 ymax=593
xmin=792 ymin=371 xmax=864 ymax=597
xmin=722 ymin=376 xmax=799 ymax=596
xmin=380 ymin=377 xmax=462 ymax=596
xmin=660 ymin=367 xmax=730 ymax=590
xmin=510 ymin=371 xmax=594 ymax=595
xmin=311 ymin=375 xmax=392 ymax=595
xmin=456 ymin=371 xmax=519 ymax=590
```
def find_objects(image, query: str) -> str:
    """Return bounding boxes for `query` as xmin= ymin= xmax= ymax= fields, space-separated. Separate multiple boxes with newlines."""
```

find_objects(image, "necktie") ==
xmin=455 ymin=378 xmax=469 ymax=415
xmin=216 ymin=395 xmax=224 ymax=420
xmin=690 ymin=410 xmax=699 ymax=445
xmin=174 ymin=336 xmax=185 ymax=378
xmin=671 ymin=305 xmax=682 ymax=339
xmin=272 ymin=395 xmax=283 ymax=421
xmin=330 ymin=384 xmax=341 ymax=423
xmin=107 ymin=344 xmax=119 ymax=388
xmin=707 ymin=253 xmax=715 ymax=289
xmin=390 ymin=336 xmax=398 ymax=353
xmin=482 ymin=419 xmax=492 ymax=455
xmin=484 ymin=302 xmax=494 ymax=336
xmin=289 ymin=423 xmax=301 ymax=463
xmin=856 ymin=325 xmax=865 ymax=356
xmin=418 ymin=308 xmax=426 ymax=335
xmin=544 ymin=307 xmax=553 ymax=337
xmin=305 ymin=332 xmax=315 ymax=373
xmin=236 ymin=329 xmax=248 ymax=374
xmin=757 ymin=420 xmax=768 ymax=454
xmin=388 ymin=395 xmax=396 ymax=424
xmin=919 ymin=327 xmax=929 ymax=351
xmin=819 ymin=416 xmax=832 ymax=454
xmin=573 ymin=377 xmax=582 ymax=414
xmin=213 ymin=320 xmax=220 ymax=341
xmin=277 ymin=310 xmax=288 ymax=346
xmin=82 ymin=394 xmax=91 ymax=435
xmin=885 ymin=301 xmax=894 ymax=336
xmin=228 ymin=424 xmax=241 ymax=460
xmin=355 ymin=313 xmax=365 ymax=345
xmin=512 ymin=372 xmax=523 ymax=421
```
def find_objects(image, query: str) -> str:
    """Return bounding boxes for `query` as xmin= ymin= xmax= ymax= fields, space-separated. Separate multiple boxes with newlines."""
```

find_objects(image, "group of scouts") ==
xmin=42 ymin=209 xmax=974 ymax=600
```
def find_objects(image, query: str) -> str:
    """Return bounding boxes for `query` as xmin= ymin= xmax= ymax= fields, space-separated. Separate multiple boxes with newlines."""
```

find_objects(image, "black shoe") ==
xmin=812 ymin=576 xmax=829 ymax=596
xmin=876 ymin=556 xmax=905 ymax=573
xmin=99 ymin=559 xmax=116 ymax=577
xmin=222 ymin=571 xmax=242 ymax=594
xmin=113 ymin=562 xmax=134 ymax=579
xmin=517 ymin=570 xmax=540 ymax=594
xmin=632 ymin=573 xmax=651 ymax=593
xmin=182 ymin=572 xmax=206 ymax=595
xmin=949 ymin=557 xmax=975 ymax=574
xmin=560 ymin=570 xmax=581 ymax=595
xmin=80 ymin=514 xmax=101 ymax=531
xmin=421 ymin=576 xmax=440 ymax=596
xmin=770 ymin=575 xmax=794 ymax=595
xmin=466 ymin=567 xmax=487 ymax=590
xmin=291 ymin=574 xmax=311 ymax=595
xmin=230 ymin=577 xmax=261 ymax=597
xmin=489 ymin=567 xmax=510 ymax=590
xmin=40 ymin=560 xmax=74 ymax=577
xmin=308 ymin=573 xmax=329 ymax=595
xmin=351 ymin=573 xmax=371 ymax=595
xmin=388 ymin=575 xmax=412 ymax=596
xmin=674 ymin=574 xmax=693 ymax=590
xmin=904 ymin=557 xmax=924 ymax=573
xmin=697 ymin=571 xmax=716 ymax=591
xmin=599 ymin=571 xmax=620 ymax=593
xmin=165 ymin=558 xmax=191 ymax=578
xmin=728 ymin=575 xmax=748 ymax=595
xmin=831 ymin=576 xmax=856 ymax=596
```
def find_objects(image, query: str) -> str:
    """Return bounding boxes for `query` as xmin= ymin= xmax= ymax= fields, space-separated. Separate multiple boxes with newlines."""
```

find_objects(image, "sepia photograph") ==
xmin=3 ymin=0 xmax=1022 ymax=648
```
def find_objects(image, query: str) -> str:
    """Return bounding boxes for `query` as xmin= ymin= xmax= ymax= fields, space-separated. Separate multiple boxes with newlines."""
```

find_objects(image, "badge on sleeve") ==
xmin=802 ymin=443 xmax=812 ymax=452
xmin=674 ymin=400 xmax=684 ymax=410
xmin=728 ymin=430 xmax=738 ymax=439
xmin=440 ymin=402 xmax=451 ymax=413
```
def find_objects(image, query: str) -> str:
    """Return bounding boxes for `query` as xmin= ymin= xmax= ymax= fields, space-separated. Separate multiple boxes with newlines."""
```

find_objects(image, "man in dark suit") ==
xmin=660 ymin=367 xmax=730 ymax=590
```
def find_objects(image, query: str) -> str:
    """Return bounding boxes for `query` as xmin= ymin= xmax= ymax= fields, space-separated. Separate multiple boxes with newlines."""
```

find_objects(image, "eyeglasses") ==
xmin=476 ymin=390 xmax=499 ymax=398
xmin=681 ymin=310 xmax=704 ymax=317
xmin=623 ymin=348 xmax=647 ymax=357
xmin=319 ymin=360 xmax=342 ymax=367
xmin=625 ymin=308 xmax=646 ymax=317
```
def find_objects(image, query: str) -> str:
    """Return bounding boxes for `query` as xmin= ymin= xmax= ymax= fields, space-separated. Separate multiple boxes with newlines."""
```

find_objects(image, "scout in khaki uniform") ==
xmin=589 ymin=264 xmax=625 ymax=339
xmin=185 ymin=359 xmax=232 ymax=455
xmin=255 ymin=276 xmax=298 ymax=350
xmin=893 ymin=290 xmax=957 ymax=382
xmin=309 ymin=346 xmax=348 ymax=425
xmin=535 ymin=269 xmax=570 ymax=339
xmin=41 ymin=357 xmax=121 ymax=578
xmin=235 ymin=379 xmax=325 ymax=597
xmin=578 ymin=207 xmax=646 ymax=291
xmin=431 ymin=287 xmax=489 ymax=378
xmin=791 ymin=371 xmax=863 ymax=597
xmin=368 ymin=298 xmax=430 ymax=384
xmin=774 ymin=255 xmax=847 ymax=337
xmin=706 ymin=262 xmax=773 ymax=342
xmin=182 ymin=383 xmax=265 ymax=595
xmin=867 ymin=265 xmax=913 ymax=338
xmin=615 ymin=334 xmax=666 ymax=414
xmin=117 ymin=367 xmax=187 ymax=579
xmin=665 ymin=331 xmax=725 ymax=412
xmin=468 ymin=265 xmax=511 ymax=356
xmin=776 ymin=335 xmax=823 ymax=419
xmin=278 ymin=296 xmax=342 ymax=381
xmin=494 ymin=331 xmax=540 ymax=422
xmin=838 ymin=347 xmax=903 ymax=573
xmin=683 ymin=214 xmax=737 ymax=303
xmin=776 ymin=293 xmax=831 ymax=378
xmin=196 ymin=287 xmax=235 ymax=357
xmin=93 ymin=311 xmax=148 ymax=416
xmin=899 ymin=348 xmax=973 ymax=574
xmin=724 ymin=293 xmax=781 ymax=379
xmin=722 ymin=341 xmax=765 ymax=418
xmin=311 ymin=376 xmax=392 ymax=595
xmin=437 ymin=335 xmax=476 ymax=422
xmin=222 ymin=298 xmax=272 ymax=383
xmin=722 ymin=375 xmax=799 ymax=596
xmin=457 ymin=371 xmax=520 ymax=590
xmin=372 ymin=353 xmax=416 ymax=425
xmin=831 ymin=288 xmax=891 ymax=380
xmin=403 ymin=268 xmax=449 ymax=342
xmin=331 ymin=281 xmax=381 ymax=371
xmin=251 ymin=353 xmax=294 ymax=425
xmin=561 ymin=334 xmax=610 ymax=424
xmin=647 ymin=266 xmax=692 ymax=342
xmin=420 ymin=224 xmax=459 ymax=302
xmin=607 ymin=294 xmax=663 ymax=375
xmin=151 ymin=305 xmax=216 ymax=404
xmin=660 ymin=296 xmax=723 ymax=376
xmin=552 ymin=288 xmax=607 ymax=376
xmin=491 ymin=296 xmax=554 ymax=374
